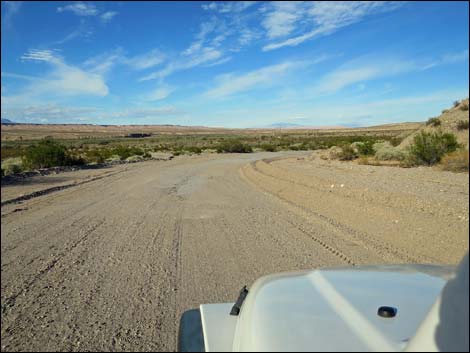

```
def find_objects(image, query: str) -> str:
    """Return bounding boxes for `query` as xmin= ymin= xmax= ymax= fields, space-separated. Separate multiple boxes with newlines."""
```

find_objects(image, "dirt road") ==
xmin=1 ymin=152 xmax=468 ymax=351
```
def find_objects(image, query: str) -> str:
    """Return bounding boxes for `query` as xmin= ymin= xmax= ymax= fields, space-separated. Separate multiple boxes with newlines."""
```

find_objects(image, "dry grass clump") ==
xmin=439 ymin=150 xmax=469 ymax=172
xmin=457 ymin=120 xmax=469 ymax=130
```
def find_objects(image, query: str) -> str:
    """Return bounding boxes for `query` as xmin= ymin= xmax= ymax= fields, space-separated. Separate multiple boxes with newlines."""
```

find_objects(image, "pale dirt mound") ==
xmin=400 ymin=98 xmax=470 ymax=149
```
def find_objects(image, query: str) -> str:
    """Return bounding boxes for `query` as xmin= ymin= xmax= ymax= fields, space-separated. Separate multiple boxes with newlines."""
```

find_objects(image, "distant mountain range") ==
xmin=265 ymin=122 xmax=344 ymax=129
xmin=267 ymin=122 xmax=302 ymax=128
xmin=1 ymin=118 xmax=16 ymax=124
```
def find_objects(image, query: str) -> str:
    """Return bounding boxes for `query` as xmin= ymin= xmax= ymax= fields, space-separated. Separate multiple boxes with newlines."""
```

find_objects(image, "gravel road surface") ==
xmin=1 ymin=152 xmax=468 ymax=351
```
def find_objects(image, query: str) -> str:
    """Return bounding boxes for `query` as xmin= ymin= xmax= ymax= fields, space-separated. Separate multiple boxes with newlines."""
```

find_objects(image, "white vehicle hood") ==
xmin=216 ymin=265 xmax=454 ymax=352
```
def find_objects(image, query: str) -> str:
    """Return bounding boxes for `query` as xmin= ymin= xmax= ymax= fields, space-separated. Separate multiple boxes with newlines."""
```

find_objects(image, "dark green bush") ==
xmin=260 ymin=143 xmax=277 ymax=152
xmin=408 ymin=131 xmax=460 ymax=165
xmin=426 ymin=117 xmax=441 ymax=127
xmin=22 ymin=138 xmax=81 ymax=169
xmin=355 ymin=140 xmax=375 ymax=155
xmin=216 ymin=140 xmax=253 ymax=153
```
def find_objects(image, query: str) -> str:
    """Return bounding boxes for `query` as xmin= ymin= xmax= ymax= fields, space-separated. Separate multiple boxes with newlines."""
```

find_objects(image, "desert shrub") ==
xmin=439 ymin=150 xmax=469 ymax=172
xmin=185 ymin=146 xmax=202 ymax=154
xmin=407 ymin=131 xmax=460 ymax=165
xmin=373 ymin=141 xmax=405 ymax=161
xmin=111 ymin=145 xmax=145 ymax=160
xmin=288 ymin=144 xmax=301 ymax=151
xmin=442 ymin=109 xmax=450 ymax=114
xmin=337 ymin=144 xmax=357 ymax=161
xmin=460 ymin=100 xmax=469 ymax=111
xmin=1 ymin=146 xmax=26 ymax=160
xmin=453 ymin=100 xmax=460 ymax=108
xmin=457 ymin=120 xmax=469 ymax=130
xmin=260 ymin=143 xmax=277 ymax=152
xmin=22 ymin=138 xmax=80 ymax=169
xmin=426 ymin=117 xmax=441 ymax=127
xmin=328 ymin=146 xmax=343 ymax=159
xmin=84 ymin=149 xmax=107 ymax=164
xmin=352 ymin=140 xmax=375 ymax=156
xmin=1 ymin=157 xmax=24 ymax=175
xmin=216 ymin=140 xmax=253 ymax=153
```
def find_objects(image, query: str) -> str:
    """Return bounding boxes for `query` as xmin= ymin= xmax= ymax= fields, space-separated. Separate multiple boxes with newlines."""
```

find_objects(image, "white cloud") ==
xmin=140 ymin=17 xmax=231 ymax=81
xmin=51 ymin=19 xmax=94 ymax=45
xmin=100 ymin=11 xmax=118 ymax=23
xmin=1 ymin=103 xmax=185 ymax=125
xmin=422 ymin=50 xmax=469 ymax=70
xmin=202 ymin=1 xmax=258 ymax=13
xmin=0 ymin=103 xmax=103 ymax=123
xmin=124 ymin=49 xmax=166 ymax=70
xmin=39 ymin=63 xmax=108 ymax=97
xmin=143 ymin=86 xmax=175 ymax=101
xmin=237 ymin=28 xmax=260 ymax=46
xmin=6 ymin=50 xmax=109 ymax=101
xmin=263 ymin=1 xmax=403 ymax=51
xmin=262 ymin=2 xmax=305 ymax=39
xmin=202 ymin=2 xmax=218 ymax=11
xmin=204 ymin=61 xmax=301 ymax=98
xmin=314 ymin=51 xmax=470 ymax=95
xmin=204 ymin=56 xmax=232 ymax=67
xmin=83 ymin=48 xmax=124 ymax=74
xmin=20 ymin=49 xmax=60 ymax=63
xmin=57 ymin=2 xmax=98 ymax=16
xmin=140 ymin=47 xmax=222 ymax=81
xmin=183 ymin=41 xmax=203 ymax=57
xmin=313 ymin=56 xmax=415 ymax=94
xmin=441 ymin=50 xmax=470 ymax=64
xmin=182 ymin=18 xmax=221 ymax=56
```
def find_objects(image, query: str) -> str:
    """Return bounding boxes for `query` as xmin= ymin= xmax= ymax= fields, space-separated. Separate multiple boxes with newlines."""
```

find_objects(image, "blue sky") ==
xmin=1 ymin=1 xmax=469 ymax=127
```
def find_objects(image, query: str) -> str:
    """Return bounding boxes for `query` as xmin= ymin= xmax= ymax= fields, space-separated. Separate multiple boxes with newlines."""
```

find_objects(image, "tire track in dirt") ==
xmin=1 ymin=218 xmax=105 ymax=316
xmin=241 ymin=160 xmax=423 ymax=264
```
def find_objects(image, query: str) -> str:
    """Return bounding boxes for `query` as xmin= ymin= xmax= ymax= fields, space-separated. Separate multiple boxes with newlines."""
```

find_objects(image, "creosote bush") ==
xmin=22 ymin=138 xmax=83 ymax=169
xmin=407 ymin=130 xmax=460 ymax=166
xmin=216 ymin=140 xmax=253 ymax=153
xmin=426 ymin=117 xmax=441 ymax=127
